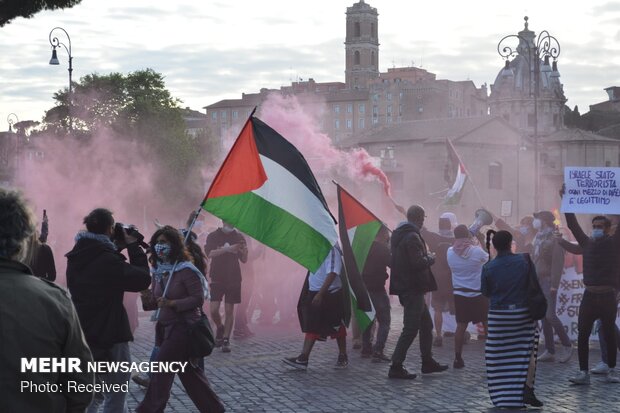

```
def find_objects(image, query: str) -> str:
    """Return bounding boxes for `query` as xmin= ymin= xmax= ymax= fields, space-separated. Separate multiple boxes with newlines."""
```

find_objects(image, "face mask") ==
xmin=592 ymin=229 xmax=605 ymax=239
xmin=532 ymin=219 xmax=542 ymax=230
xmin=519 ymin=226 xmax=529 ymax=235
xmin=221 ymin=226 xmax=234 ymax=234
xmin=154 ymin=243 xmax=171 ymax=260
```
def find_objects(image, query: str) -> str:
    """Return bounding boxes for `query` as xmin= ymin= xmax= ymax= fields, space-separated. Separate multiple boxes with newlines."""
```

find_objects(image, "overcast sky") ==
xmin=1 ymin=0 xmax=619 ymax=126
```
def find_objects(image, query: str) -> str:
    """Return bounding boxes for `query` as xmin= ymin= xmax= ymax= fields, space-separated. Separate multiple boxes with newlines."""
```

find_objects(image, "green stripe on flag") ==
xmin=350 ymin=285 xmax=374 ymax=332
xmin=203 ymin=191 xmax=332 ymax=272
xmin=351 ymin=220 xmax=382 ymax=273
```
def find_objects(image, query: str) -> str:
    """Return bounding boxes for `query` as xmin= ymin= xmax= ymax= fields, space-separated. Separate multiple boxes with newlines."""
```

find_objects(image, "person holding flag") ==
xmin=360 ymin=225 xmax=392 ymax=362
xmin=283 ymin=245 xmax=349 ymax=370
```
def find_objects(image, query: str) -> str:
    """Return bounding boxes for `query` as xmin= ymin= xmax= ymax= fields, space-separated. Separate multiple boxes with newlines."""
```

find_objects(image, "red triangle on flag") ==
xmin=339 ymin=186 xmax=377 ymax=230
xmin=204 ymin=119 xmax=267 ymax=200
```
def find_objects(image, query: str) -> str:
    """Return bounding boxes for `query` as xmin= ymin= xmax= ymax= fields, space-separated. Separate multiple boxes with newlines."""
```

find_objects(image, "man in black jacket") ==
xmin=67 ymin=208 xmax=151 ymax=412
xmin=388 ymin=205 xmax=449 ymax=379
xmin=0 ymin=189 xmax=94 ymax=413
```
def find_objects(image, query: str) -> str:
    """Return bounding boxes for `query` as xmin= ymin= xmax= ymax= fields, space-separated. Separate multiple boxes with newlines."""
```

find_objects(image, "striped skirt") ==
xmin=485 ymin=307 xmax=539 ymax=408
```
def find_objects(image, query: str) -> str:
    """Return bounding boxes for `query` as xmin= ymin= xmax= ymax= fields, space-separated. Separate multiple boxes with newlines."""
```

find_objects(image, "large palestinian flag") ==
xmin=202 ymin=115 xmax=338 ymax=272
xmin=336 ymin=184 xmax=381 ymax=332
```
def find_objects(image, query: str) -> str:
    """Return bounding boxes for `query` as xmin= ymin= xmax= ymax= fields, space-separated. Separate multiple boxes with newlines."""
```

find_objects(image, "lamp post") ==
xmin=7 ymin=113 xmax=18 ymax=133
xmin=497 ymin=16 xmax=560 ymax=211
xmin=48 ymin=27 xmax=73 ymax=130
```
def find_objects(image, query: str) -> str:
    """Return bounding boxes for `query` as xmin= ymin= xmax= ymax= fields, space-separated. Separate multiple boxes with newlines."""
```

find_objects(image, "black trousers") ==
xmin=578 ymin=290 xmax=617 ymax=370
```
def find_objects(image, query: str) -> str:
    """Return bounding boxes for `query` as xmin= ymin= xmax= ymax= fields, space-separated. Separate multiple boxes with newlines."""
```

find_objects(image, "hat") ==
xmin=453 ymin=224 xmax=471 ymax=239
xmin=440 ymin=212 xmax=458 ymax=229
xmin=533 ymin=211 xmax=555 ymax=224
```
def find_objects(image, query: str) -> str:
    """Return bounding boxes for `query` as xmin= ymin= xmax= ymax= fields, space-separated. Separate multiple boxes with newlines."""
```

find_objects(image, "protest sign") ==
xmin=561 ymin=167 xmax=620 ymax=214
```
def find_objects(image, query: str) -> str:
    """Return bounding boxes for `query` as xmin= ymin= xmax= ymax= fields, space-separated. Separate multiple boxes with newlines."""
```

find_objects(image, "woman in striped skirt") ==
xmin=480 ymin=230 xmax=543 ymax=409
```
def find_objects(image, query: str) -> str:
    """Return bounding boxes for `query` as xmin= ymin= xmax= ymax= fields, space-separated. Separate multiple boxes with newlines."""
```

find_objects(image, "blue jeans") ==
xmin=362 ymin=290 xmax=391 ymax=353
xmin=391 ymin=292 xmax=433 ymax=365
xmin=86 ymin=342 xmax=131 ymax=413
xmin=597 ymin=320 xmax=620 ymax=365
xmin=540 ymin=277 xmax=571 ymax=353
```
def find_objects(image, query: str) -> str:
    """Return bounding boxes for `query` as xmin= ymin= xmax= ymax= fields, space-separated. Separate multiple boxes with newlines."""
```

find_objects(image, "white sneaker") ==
xmin=591 ymin=361 xmax=610 ymax=375
xmin=569 ymin=370 xmax=591 ymax=385
xmin=606 ymin=368 xmax=620 ymax=383
xmin=557 ymin=344 xmax=573 ymax=363
xmin=537 ymin=350 xmax=555 ymax=362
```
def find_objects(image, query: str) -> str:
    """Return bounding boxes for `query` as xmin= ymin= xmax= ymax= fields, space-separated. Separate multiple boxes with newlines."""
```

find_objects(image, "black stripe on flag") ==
xmin=252 ymin=117 xmax=335 ymax=223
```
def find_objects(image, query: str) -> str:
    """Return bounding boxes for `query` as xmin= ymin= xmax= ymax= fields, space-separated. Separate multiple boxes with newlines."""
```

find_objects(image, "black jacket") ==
xmin=66 ymin=239 xmax=150 ymax=351
xmin=389 ymin=222 xmax=437 ymax=295
xmin=565 ymin=213 xmax=620 ymax=288
xmin=0 ymin=258 xmax=93 ymax=413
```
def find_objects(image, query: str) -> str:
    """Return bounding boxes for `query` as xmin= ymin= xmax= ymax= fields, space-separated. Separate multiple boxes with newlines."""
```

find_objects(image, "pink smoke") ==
xmin=258 ymin=93 xmax=392 ymax=196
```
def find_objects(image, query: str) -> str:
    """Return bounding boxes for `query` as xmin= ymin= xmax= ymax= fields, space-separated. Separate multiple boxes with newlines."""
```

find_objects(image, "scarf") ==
xmin=452 ymin=238 xmax=478 ymax=258
xmin=74 ymin=231 xmax=117 ymax=251
xmin=152 ymin=260 xmax=210 ymax=300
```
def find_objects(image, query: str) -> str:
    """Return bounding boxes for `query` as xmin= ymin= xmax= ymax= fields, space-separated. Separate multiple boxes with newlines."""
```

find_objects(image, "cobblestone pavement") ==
xmin=127 ymin=308 xmax=619 ymax=413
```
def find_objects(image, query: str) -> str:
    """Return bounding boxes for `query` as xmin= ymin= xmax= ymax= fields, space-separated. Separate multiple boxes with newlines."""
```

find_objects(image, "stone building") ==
xmin=203 ymin=0 xmax=487 ymax=148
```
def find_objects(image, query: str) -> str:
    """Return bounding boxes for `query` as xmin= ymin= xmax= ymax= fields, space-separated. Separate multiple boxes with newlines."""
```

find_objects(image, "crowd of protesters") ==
xmin=2 ymin=184 xmax=619 ymax=412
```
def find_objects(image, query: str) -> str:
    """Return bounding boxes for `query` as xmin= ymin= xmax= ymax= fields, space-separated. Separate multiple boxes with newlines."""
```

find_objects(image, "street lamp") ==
xmin=7 ymin=113 xmax=18 ymax=133
xmin=48 ymin=27 xmax=73 ymax=130
xmin=497 ymin=16 xmax=560 ymax=211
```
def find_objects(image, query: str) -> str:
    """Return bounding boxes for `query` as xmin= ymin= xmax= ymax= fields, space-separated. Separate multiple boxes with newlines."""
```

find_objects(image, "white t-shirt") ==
xmin=447 ymin=246 xmax=488 ymax=297
xmin=308 ymin=247 xmax=343 ymax=292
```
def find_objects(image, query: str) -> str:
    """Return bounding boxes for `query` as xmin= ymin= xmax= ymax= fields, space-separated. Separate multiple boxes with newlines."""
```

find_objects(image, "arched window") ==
xmin=354 ymin=51 xmax=361 ymax=65
xmin=371 ymin=51 xmax=376 ymax=66
xmin=354 ymin=22 xmax=361 ymax=37
xmin=489 ymin=161 xmax=503 ymax=189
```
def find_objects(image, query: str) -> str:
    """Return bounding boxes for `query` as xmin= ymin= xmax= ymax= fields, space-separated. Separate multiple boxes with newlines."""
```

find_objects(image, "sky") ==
xmin=1 ymin=0 xmax=620 ymax=127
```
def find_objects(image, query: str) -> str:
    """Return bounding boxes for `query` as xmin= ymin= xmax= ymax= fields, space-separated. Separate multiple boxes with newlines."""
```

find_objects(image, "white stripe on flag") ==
xmin=252 ymin=155 xmax=338 ymax=246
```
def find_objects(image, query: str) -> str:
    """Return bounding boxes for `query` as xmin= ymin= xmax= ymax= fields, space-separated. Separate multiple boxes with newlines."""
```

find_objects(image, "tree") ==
xmin=1 ymin=0 xmax=83 ymax=27
xmin=42 ymin=68 xmax=205 ymax=203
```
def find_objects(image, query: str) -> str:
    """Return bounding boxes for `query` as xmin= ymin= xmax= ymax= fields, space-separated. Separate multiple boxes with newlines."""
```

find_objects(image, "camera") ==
xmin=112 ymin=222 xmax=146 ymax=248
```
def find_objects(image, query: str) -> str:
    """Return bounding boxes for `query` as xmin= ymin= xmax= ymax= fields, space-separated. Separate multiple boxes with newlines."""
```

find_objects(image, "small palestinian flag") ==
xmin=336 ymin=184 xmax=379 ymax=332
xmin=202 ymin=115 xmax=338 ymax=272
xmin=444 ymin=138 xmax=468 ymax=205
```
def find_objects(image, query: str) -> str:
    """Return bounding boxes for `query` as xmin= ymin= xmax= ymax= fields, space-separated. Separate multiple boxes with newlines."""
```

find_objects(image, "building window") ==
xmin=399 ymin=104 xmax=403 ymax=116
xmin=347 ymin=103 xmax=353 ymax=113
xmin=359 ymin=118 xmax=365 ymax=129
xmin=372 ymin=118 xmax=379 ymax=125
xmin=371 ymin=23 xmax=375 ymax=38
xmin=354 ymin=51 xmax=360 ymax=65
xmin=489 ymin=161 xmax=503 ymax=189
xmin=354 ymin=22 xmax=361 ymax=37
xmin=221 ymin=110 xmax=227 ymax=119
xmin=359 ymin=103 xmax=366 ymax=114
xmin=387 ymin=93 xmax=392 ymax=101
xmin=211 ymin=111 xmax=217 ymax=120
xmin=232 ymin=111 xmax=238 ymax=119
xmin=373 ymin=105 xmax=378 ymax=116
xmin=387 ymin=116 xmax=392 ymax=124
xmin=371 ymin=51 xmax=376 ymax=66
xmin=346 ymin=119 xmax=352 ymax=129
xmin=335 ymin=119 xmax=340 ymax=130
xmin=372 ymin=94 xmax=379 ymax=101
xmin=334 ymin=104 xmax=340 ymax=114
xmin=387 ymin=105 xmax=392 ymax=115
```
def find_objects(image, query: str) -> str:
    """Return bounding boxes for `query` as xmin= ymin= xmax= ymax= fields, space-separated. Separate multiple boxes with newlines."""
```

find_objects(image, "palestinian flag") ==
xmin=336 ymin=184 xmax=379 ymax=332
xmin=444 ymin=138 xmax=468 ymax=205
xmin=201 ymin=115 xmax=338 ymax=272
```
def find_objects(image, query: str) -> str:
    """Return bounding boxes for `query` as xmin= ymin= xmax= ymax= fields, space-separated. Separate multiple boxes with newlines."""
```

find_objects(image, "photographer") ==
xmin=66 ymin=208 xmax=150 ymax=413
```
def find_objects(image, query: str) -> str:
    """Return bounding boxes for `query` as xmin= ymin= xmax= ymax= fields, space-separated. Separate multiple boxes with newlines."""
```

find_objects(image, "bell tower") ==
xmin=345 ymin=0 xmax=379 ymax=89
